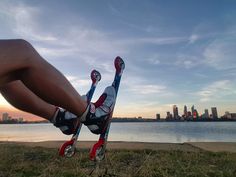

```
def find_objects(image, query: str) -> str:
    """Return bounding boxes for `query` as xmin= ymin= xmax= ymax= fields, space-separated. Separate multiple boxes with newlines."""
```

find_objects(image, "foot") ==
xmin=51 ymin=86 xmax=116 ymax=135
xmin=51 ymin=108 xmax=79 ymax=135
xmin=51 ymin=94 xmax=88 ymax=135
xmin=80 ymin=86 xmax=116 ymax=134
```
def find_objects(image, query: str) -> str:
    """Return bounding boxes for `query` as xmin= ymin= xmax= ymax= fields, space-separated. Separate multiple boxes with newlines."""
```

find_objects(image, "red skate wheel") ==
xmin=59 ymin=140 xmax=75 ymax=158
xmin=90 ymin=139 xmax=105 ymax=161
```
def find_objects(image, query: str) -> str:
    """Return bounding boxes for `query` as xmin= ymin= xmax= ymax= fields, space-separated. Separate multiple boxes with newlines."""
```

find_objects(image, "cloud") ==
xmin=197 ymin=80 xmax=234 ymax=102
xmin=128 ymin=84 xmax=166 ymax=95
xmin=0 ymin=1 xmax=127 ymax=62
xmin=188 ymin=34 xmax=199 ymax=44
xmin=175 ymin=54 xmax=201 ymax=69
xmin=127 ymin=36 xmax=187 ymax=45
xmin=147 ymin=54 xmax=160 ymax=65
xmin=65 ymin=75 xmax=91 ymax=93
xmin=203 ymin=37 xmax=236 ymax=70
xmin=0 ymin=1 xmax=58 ymax=42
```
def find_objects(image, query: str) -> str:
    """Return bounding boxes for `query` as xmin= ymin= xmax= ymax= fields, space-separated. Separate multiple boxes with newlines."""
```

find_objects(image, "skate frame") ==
xmin=90 ymin=56 xmax=125 ymax=161
xmin=59 ymin=70 xmax=101 ymax=157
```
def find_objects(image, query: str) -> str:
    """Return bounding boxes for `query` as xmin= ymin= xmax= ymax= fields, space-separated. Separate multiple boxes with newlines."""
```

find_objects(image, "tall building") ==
xmin=204 ymin=109 xmax=209 ymax=118
xmin=191 ymin=105 xmax=194 ymax=115
xmin=2 ymin=113 xmax=9 ymax=121
xmin=166 ymin=111 xmax=172 ymax=119
xmin=211 ymin=107 xmax=218 ymax=119
xmin=184 ymin=105 xmax=188 ymax=117
xmin=173 ymin=105 xmax=179 ymax=119
xmin=156 ymin=114 xmax=160 ymax=120
xmin=193 ymin=109 xmax=199 ymax=119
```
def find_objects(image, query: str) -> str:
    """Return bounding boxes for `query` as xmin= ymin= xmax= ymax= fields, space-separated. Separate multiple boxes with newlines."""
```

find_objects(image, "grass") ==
xmin=0 ymin=144 xmax=236 ymax=177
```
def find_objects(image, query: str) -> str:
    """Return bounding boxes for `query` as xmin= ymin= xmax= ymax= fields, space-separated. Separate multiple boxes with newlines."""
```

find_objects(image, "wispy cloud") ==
xmin=0 ymin=1 xmax=57 ymax=42
xmin=197 ymin=80 xmax=234 ymax=102
xmin=65 ymin=75 xmax=91 ymax=92
xmin=188 ymin=34 xmax=199 ymax=44
xmin=147 ymin=54 xmax=161 ymax=65
xmin=175 ymin=54 xmax=201 ymax=69
xmin=129 ymin=84 xmax=166 ymax=95
xmin=123 ymin=36 xmax=187 ymax=46
xmin=204 ymin=37 xmax=236 ymax=70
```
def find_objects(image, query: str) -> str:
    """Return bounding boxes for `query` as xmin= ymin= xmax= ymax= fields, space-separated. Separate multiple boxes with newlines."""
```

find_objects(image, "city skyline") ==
xmin=165 ymin=104 xmax=236 ymax=120
xmin=0 ymin=0 xmax=236 ymax=120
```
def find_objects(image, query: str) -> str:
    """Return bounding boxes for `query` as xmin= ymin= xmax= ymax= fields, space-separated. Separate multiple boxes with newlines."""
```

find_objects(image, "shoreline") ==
xmin=1 ymin=141 xmax=236 ymax=153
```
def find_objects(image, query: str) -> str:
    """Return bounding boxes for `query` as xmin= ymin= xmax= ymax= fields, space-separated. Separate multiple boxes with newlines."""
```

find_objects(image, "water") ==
xmin=0 ymin=122 xmax=236 ymax=143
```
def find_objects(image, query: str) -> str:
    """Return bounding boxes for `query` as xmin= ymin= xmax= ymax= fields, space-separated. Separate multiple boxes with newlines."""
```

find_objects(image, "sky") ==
xmin=0 ymin=0 xmax=236 ymax=120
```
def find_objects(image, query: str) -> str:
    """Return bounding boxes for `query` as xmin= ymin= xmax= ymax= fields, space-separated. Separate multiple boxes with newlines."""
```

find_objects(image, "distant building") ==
xmin=193 ymin=110 xmax=198 ymax=119
xmin=166 ymin=111 xmax=173 ymax=120
xmin=18 ymin=117 xmax=24 ymax=122
xmin=187 ymin=111 xmax=192 ymax=117
xmin=191 ymin=105 xmax=194 ymax=115
xmin=223 ymin=112 xmax=236 ymax=120
xmin=173 ymin=105 xmax=179 ymax=119
xmin=156 ymin=114 xmax=160 ymax=120
xmin=231 ymin=113 xmax=236 ymax=120
xmin=184 ymin=105 xmax=188 ymax=117
xmin=204 ymin=109 xmax=209 ymax=118
xmin=211 ymin=107 xmax=218 ymax=119
xmin=2 ymin=113 xmax=9 ymax=121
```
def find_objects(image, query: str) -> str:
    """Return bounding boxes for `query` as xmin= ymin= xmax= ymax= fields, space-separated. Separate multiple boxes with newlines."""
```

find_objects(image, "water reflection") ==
xmin=0 ymin=122 xmax=236 ymax=143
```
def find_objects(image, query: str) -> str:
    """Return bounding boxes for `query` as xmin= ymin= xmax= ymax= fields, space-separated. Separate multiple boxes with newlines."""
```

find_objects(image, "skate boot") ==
xmin=51 ymin=86 xmax=116 ymax=135
xmin=51 ymin=108 xmax=79 ymax=135
xmin=80 ymin=86 xmax=116 ymax=134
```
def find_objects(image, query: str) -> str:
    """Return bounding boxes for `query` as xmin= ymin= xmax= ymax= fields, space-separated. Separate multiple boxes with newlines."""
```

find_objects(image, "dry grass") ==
xmin=0 ymin=144 xmax=236 ymax=177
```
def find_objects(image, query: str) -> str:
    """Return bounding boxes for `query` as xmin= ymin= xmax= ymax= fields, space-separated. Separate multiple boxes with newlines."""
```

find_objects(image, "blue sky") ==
xmin=0 ymin=0 xmax=236 ymax=119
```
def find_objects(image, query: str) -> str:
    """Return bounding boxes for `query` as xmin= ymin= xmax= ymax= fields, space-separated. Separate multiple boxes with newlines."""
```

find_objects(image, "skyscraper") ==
xmin=166 ymin=111 xmax=172 ymax=120
xmin=204 ymin=109 xmax=209 ymax=118
xmin=191 ymin=105 xmax=194 ymax=115
xmin=2 ymin=113 xmax=9 ymax=121
xmin=211 ymin=107 xmax=218 ymax=119
xmin=173 ymin=105 xmax=179 ymax=119
xmin=156 ymin=114 xmax=160 ymax=120
xmin=184 ymin=105 xmax=187 ymax=117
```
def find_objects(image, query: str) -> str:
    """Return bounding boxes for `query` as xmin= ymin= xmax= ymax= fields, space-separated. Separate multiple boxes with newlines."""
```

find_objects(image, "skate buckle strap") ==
xmin=79 ymin=104 xmax=93 ymax=122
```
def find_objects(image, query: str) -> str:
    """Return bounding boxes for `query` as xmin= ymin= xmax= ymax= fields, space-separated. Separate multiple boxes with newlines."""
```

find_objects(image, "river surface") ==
xmin=0 ymin=122 xmax=236 ymax=143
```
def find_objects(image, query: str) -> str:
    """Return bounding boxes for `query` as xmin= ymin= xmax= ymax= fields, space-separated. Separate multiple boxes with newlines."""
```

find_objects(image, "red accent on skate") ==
xmin=59 ymin=139 xmax=74 ymax=156
xmin=89 ymin=138 xmax=105 ymax=161
xmin=91 ymin=70 xmax=101 ymax=84
xmin=91 ymin=70 xmax=97 ymax=84
xmin=114 ymin=56 xmax=122 ymax=73
xmin=94 ymin=94 xmax=107 ymax=108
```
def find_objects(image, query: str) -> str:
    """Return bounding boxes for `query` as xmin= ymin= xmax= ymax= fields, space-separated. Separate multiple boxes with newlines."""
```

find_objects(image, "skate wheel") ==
xmin=91 ymin=70 xmax=101 ymax=83
xmin=95 ymin=146 xmax=105 ymax=161
xmin=114 ymin=56 xmax=125 ymax=72
xmin=90 ymin=139 xmax=105 ymax=161
xmin=59 ymin=140 xmax=75 ymax=158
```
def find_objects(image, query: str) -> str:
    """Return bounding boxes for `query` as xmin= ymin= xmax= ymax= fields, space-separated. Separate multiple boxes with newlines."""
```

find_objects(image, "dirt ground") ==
xmin=1 ymin=141 xmax=236 ymax=152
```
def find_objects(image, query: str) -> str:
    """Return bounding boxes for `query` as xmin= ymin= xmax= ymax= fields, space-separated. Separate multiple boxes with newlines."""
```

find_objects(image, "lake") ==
xmin=0 ymin=122 xmax=236 ymax=143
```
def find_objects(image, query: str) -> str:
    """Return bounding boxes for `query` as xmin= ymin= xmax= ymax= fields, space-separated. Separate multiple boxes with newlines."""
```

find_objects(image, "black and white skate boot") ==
xmin=51 ymin=86 xmax=116 ymax=135
xmin=51 ymin=108 xmax=78 ymax=135
xmin=80 ymin=86 xmax=116 ymax=134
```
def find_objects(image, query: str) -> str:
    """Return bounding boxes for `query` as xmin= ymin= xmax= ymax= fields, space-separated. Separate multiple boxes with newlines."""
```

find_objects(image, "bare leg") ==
xmin=0 ymin=81 xmax=56 ymax=121
xmin=0 ymin=39 xmax=86 ymax=117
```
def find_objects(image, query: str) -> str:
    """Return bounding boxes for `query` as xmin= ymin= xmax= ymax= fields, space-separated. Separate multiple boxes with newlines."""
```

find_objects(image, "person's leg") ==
xmin=0 ymin=39 xmax=87 ymax=117
xmin=0 ymin=39 xmax=116 ymax=135
xmin=0 ymin=81 xmax=56 ymax=121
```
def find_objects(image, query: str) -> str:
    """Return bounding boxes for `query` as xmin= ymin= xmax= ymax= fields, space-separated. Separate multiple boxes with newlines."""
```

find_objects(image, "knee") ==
xmin=13 ymin=39 xmax=40 ymax=64
xmin=14 ymin=39 xmax=32 ymax=51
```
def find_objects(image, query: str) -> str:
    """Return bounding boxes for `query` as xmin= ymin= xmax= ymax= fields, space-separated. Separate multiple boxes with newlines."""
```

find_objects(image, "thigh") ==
xmin=0 ymin=39 xmax=32 ymax=85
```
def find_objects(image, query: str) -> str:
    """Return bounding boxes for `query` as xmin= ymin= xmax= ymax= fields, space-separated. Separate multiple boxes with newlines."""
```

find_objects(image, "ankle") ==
xmin=50 ymin=107 xmax=60 ymax=123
